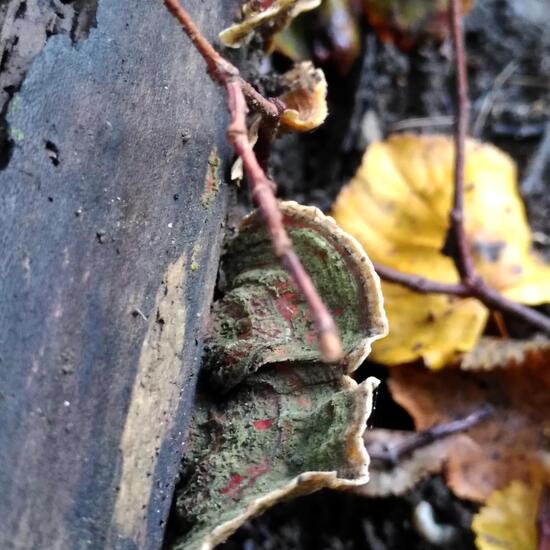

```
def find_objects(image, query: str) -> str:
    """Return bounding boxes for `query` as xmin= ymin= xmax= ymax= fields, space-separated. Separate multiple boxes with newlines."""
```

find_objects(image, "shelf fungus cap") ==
xmin=172 ymin=367 xmax=380 ymax=550
xmin=279 ymin=61 xmax=328 ymax=132
xmin=204 ymin=200 xmax=388 ymax=392
xmin=219 ymin=0 xmax=321 ymax=49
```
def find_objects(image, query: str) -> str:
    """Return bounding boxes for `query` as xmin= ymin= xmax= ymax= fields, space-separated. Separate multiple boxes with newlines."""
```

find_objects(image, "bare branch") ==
xmin=164 ymin=0 xmax=342 ymax=361
xmin=447 ymin=0 xmax=475 ymax=283
xmin=375 ymin=0 xmax=550 ymax=337
xmin=164 ymin=0 xmax=281 ymax=119
xmin=538 ymin=484 xmax=550 ymax=550
xmin=469 ymin=279 xmax=550 ymax=334
xmin=373 ymin=264 xmax=469 ymax=297
xmin=368 ymin=406 xmax=492 ymax=468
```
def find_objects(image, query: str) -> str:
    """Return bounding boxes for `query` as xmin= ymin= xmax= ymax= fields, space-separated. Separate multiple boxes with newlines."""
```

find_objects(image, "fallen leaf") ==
xmin=363 ymin=0 xmax=473 ymax=49
xmin=219 ymin=0 xmax=321 ymax=49
xmin=472 ymin=475 xmax=548 ymax=550
xmin=389 ymin=360 xmax=550 ymax=502
xmin=332 ymin=134 xmax=550 ymax=368
xmin=172 ymin=364 xmax=379 ymax=549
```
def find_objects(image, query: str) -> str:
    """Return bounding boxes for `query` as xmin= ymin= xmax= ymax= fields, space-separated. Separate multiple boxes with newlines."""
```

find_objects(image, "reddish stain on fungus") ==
xmin=275 ymin=292 xmax=300 ymax=323
xmin=220 ymin=474 xmax=245 ymax=495
xmin=295 ymin=395 xmax=313 ymax=410
xmin=253 ymin=419 xmax=273 ymax=430
xmin=219 ymin=460 xmax=272 ymax=499
xmin=245 ymin=460 xmax=271 ymax=486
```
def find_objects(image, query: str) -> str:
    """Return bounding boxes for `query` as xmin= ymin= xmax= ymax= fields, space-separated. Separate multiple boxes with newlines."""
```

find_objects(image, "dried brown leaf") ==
xmin=389 ymin=360 xmax=550 ymax=502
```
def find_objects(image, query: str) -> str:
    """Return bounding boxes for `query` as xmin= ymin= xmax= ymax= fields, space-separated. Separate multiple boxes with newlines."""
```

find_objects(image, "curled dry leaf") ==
xmin=472 ymin=472 xmax=550 ymax=550
xmin=332 ymin=134 xmax=550 ymax=368
xmin=363 ymin=0 xmax=473 ymax=49
xmin=219 ymin=0 xmax=321 ymax=48
xmin=279 ymin=61 xmax=328 ymax=132
xmin=389 ymin=349 xmax=550 ymax=501
xmin=358 ymin=429 xmax=450 ymax=497
xmin=173 ymin=367 xmax=379 ymax=550
xmin=204 ymin=200 xmax=387 ymax=392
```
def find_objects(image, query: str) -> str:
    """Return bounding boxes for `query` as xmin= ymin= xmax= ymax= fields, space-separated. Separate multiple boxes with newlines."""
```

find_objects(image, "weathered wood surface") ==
xmin=0 ymin=1 xmax=236 ymax=548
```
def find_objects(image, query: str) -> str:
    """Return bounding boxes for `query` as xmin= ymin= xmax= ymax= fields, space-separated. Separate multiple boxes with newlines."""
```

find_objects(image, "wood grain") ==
xmin=0 ymin=1 xmax=235 ymax=547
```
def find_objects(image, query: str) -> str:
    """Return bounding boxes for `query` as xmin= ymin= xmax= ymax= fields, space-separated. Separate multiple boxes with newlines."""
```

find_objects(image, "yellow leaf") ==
xmin=472 ymin=480 xmax=540 ymax=550
xmin=332 ymin=134 xmax=550 ymax=368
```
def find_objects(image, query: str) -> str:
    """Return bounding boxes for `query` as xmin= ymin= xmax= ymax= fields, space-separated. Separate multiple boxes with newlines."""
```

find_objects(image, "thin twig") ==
xmin=164 ymin=0 xmax=280 ymax=119
xmin=254 ymin=98 xmax=285 ymax=170
xmin=164 ymin=0 xmax=342 ymax=361
xmin=447 ymin=0 xmax=475 ymax=284
xmin=538 ymin=485 xmax=550 ymax=550
xmin=225 ymin=81 xmax=341 ymax=359
xmin=472 ymin=61 xmax=517 ymax=138
xmin=391 ymin=115 xmax=454 ymax=132
xmin=523 ymin=120 xmax=550 ymax=194
xmin=368 ymin=407 xmax=492 ymax=468
xmin=374 ymin=0 xmax=550 ymax=336
xmin=373 ymin=264 xmax=469 ymax=297
xmin=376 ymin=264 xmax=550 ymax=333
xmin=468 ymin=279 xmax=550 ymax=333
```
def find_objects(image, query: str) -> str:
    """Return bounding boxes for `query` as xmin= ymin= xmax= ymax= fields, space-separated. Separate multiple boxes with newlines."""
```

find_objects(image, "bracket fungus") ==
xmin=171 ymin=202 xmax=387 ymax=550
xmin=204 ymin=201 xmax=387 ymax=392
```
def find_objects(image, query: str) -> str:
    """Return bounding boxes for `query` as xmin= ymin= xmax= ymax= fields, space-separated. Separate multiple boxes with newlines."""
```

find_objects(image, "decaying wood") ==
xmin=0 ymin=1 xmax=236 ymax=547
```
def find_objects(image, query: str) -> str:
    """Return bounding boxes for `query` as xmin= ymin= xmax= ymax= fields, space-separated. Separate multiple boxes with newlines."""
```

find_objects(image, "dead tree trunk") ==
xmin=0 ymin=1 xmax=235 ymax=548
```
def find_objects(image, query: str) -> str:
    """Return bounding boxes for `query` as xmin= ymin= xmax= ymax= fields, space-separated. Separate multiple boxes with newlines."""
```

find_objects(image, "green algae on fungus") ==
xmin=204 ymin=201 xmax=387 ymax=392
xmin=172 ymin=365 xmax=379 ymax=550
xmin=169 ymin=201 xmax=387 ymax=550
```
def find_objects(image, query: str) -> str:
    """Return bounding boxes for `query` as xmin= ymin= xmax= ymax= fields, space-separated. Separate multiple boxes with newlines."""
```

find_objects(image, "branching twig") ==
xmin=373 ymin=264 xmax=469 ymax=297
xmin=164 ymin=0 xmax=342 ymax=361
xmin=538 ymin=485 xmax=550 ymax=550
xmin=374 ymin=0 xmax=550 ymax=336
xmin=374 ymin=264 xmax=550 ymax=333
xmin=368 ymin=406 xmax=492 ymax=468
xmin=447 ymin=0 xmax=475 ymax=284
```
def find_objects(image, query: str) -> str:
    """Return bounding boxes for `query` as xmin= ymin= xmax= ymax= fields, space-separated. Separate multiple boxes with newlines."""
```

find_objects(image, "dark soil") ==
xmin=218 ymin=0 xmax=550 ymax=548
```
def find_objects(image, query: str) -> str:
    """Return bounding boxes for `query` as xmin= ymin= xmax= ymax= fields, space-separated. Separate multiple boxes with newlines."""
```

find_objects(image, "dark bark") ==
xmin=0 ymin=1 xmax=235 ymax=548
